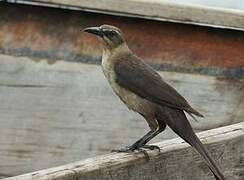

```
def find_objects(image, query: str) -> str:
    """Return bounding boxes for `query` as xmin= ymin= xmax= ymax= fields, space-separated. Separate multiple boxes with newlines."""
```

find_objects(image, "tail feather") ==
xmin=186 ymin=106 xmax=204 ymax=118
xmin=157 ymin=106 xmax=225 ymax=180
xmin=185 ymin=131 xmax=225 ymax=180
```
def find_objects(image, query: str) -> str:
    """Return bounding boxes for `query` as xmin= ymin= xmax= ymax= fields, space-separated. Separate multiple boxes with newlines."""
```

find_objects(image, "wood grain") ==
xmin=4 ymin=122 xmax=244 ymax=180
xmin=0 ymin=54 xmax=243 ymax=177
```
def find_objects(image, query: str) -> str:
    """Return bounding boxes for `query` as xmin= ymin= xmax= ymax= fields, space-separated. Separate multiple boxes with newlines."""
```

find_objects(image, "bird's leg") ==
xmin=137 ymin=120 xmax=166 ymax=151
xmin=137 ymin=129 xmax=162 ymax=151
xmin=111 ymin=130 xmax=155 ymax=152
xmin=112 ymin=121 xmax=166 ymax=152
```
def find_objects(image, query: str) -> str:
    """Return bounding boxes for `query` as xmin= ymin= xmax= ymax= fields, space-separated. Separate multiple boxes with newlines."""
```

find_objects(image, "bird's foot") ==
xmin=141 ymin=145 xmax=160 ymax=152
xmin=111 ymin=145 xmax=136 ymax=153
xmin=111 ymin=144 xmax=160 ymax=153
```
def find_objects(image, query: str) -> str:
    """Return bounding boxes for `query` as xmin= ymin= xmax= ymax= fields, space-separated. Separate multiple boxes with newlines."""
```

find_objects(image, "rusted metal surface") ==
xmin=0 ymin=3 xmax=244 ymax=77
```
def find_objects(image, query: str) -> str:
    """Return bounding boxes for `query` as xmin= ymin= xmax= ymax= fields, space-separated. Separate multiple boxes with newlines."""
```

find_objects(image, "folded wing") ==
xmin=114 ymin=54 xmax=203 ymax=117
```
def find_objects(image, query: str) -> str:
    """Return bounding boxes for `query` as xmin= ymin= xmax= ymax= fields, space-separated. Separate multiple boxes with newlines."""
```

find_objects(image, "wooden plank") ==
xmin=3 ymin=122 xmax=244 ymax=180
xmin=6 ymin=0 xmax=244 ymax=30
xmin=0 ymin=54 xmax=243 ymax=177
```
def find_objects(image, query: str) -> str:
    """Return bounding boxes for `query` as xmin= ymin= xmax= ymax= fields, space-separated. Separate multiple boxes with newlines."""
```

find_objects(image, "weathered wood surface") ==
xmin=7 ymin=0 xmax=244 ymax=30
xmin=4 ymin=122 xmax=244 ymax=180
xmin=0 ymin=54 xmax=243 ymax=177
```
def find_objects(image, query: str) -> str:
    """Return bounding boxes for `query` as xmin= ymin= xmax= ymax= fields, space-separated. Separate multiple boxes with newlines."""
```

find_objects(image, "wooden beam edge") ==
xmin=3 ymin=122 xmax=244 ymax=180
xmin=5 ymin=0 xmax=244 ymax=31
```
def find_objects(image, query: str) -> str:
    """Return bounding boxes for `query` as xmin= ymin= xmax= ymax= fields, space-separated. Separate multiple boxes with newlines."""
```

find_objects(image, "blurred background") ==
xmin=0 ymin=0 xmax=243 ymax=178
xmin=166 ymin=0 xmax=244 ymax=10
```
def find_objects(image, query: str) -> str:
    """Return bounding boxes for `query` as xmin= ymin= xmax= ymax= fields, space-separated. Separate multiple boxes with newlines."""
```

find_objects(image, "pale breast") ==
xmin=101 ymin=51 xmax=155 ymax=117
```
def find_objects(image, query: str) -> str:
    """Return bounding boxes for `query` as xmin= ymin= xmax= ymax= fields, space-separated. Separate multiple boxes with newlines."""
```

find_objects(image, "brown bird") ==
xmin=84 ymin=24 xmax=225 ymax=180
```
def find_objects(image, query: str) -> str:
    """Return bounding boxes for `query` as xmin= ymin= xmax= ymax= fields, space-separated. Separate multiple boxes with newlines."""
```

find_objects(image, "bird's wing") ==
xmin=114 ymin=54 xmax=203 ymax=117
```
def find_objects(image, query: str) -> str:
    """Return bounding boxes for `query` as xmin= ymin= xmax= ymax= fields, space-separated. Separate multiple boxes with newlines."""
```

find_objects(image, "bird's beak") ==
xmin=83 ymin=27 xmax=103 ymax=37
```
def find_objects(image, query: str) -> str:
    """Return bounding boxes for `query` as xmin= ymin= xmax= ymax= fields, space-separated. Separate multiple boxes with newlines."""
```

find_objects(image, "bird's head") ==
xmin=83 ymin=25 xmax=125 ymax=50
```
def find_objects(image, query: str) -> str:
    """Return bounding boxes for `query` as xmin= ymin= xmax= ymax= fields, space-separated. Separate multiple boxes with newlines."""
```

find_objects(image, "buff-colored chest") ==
xmin=101 ymin=48 xmax=155 ymax=119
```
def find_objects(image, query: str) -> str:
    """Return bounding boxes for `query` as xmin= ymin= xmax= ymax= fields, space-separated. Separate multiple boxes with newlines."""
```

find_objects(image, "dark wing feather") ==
xmin=114 ymin=54 xmax=203 ymax=117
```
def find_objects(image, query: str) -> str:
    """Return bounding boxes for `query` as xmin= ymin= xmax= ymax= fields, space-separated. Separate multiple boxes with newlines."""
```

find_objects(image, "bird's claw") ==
xmin=111 ymin=144 xmax=160 ymax=153
xmin=111 ymin=146 xmax=135 ymax=153
xmin=141 ymin=145 xmax=160 ymax=152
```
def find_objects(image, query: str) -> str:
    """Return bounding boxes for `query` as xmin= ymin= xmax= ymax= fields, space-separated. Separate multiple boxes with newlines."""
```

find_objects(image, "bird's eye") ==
xmin=107 ymin=30 xmax=116 ymax=36
xmin=111 ymin=31 xmax=117 ymax=35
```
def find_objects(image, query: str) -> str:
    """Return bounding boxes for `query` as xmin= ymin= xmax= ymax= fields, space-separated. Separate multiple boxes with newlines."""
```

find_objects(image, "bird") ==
xmin=83 ymin=24 xmax=225 ymax=180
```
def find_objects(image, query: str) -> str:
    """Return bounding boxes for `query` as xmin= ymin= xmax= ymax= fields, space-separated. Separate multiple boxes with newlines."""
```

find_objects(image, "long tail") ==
xmin=157 ymin=106 xmax=225 ymax=180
